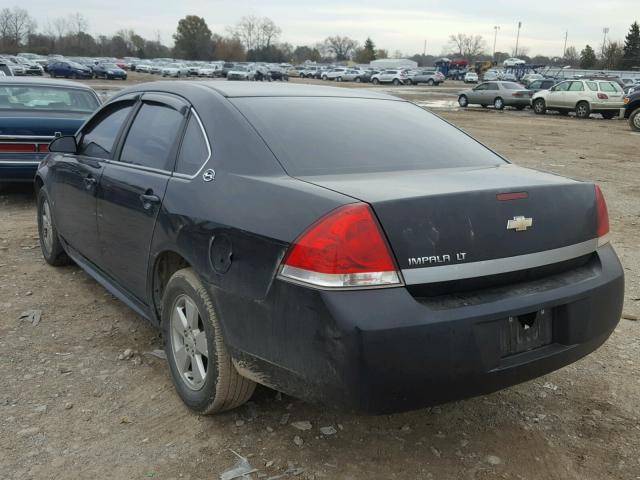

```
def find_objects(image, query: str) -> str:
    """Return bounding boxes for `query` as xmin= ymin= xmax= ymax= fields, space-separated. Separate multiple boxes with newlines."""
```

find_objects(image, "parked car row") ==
xmin=457 ymin=78 xmax=628 ymax=120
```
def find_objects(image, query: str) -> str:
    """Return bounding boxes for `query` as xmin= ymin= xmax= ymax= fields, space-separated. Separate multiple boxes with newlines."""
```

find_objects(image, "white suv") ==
xmin=322 ymin=68 xmax=347 ymax=80
xmin=371 ymin=69 xmax=408 ymax=85
xmin=531 ymin=79 xmax=624 ymax=119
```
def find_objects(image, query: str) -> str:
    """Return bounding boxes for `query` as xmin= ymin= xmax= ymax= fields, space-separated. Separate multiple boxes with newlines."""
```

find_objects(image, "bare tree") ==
xmin=52 ymin=17 xmax=69 ymax=38
xmin=323 ymin=35 xmax=358 ymax=61
xmin=68 ymin=12 xmax=88 ymax=35
xmin=2 ymin=7 xmax=36 ymax=47
xmin=447 ymin=33 xmax=487 ymax=62
xmin=563 ymin=46 xmax=579 ymax=64
xmin=600 ymin=40 xmax=624 ymax=69
xmin=231 ymin=16 xmax=281 ymax=52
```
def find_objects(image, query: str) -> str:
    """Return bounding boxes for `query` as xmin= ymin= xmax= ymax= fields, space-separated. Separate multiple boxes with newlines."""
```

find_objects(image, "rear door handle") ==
xmin=140 ymin=193 xmax=160 ymax=210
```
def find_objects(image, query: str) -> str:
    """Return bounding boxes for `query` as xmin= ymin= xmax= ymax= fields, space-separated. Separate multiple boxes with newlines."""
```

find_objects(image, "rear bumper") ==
xmin=0 ymin=159 xmax=41 ymax=183
xmin=216 ymin=244 xmax=624 ymax=414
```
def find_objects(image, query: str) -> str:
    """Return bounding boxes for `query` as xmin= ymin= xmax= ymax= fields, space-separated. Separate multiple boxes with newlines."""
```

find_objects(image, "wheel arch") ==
xmin=151 ymin=250 xmax=192 ymax=323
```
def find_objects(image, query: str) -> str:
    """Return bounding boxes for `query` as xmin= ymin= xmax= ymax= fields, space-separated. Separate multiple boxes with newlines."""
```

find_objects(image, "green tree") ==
xmin=354 ymin=37 xmax=376 ymax=63
xmin=622 ymin=21 xmax=640 ymax=70
xmin=173 ymin=15 xmax=212 ymax=60
xmin=580 ymin=44 xmax=597 ymax=68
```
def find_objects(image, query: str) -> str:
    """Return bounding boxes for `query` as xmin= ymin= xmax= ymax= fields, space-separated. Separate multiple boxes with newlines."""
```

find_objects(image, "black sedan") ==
xmin=0 ymin=77 xmax=101 ymax=183
xmin=92 ymin=63 xmax=128 ymax=80
xmin=36 ymin=82 xmax=624 ymax=415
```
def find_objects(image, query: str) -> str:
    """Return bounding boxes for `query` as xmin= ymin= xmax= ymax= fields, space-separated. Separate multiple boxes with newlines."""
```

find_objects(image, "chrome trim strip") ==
xmin=172 ymin=108 xmax=212 ymax=181
xmin=401 ymin=238 xmax=599 ymax=285
xmin=0 ymin=160 xmax=40 ymax=165
xmin=102 ymin=159 xmax=171 ymax=176
xmin=0 ymin=135 xmax=54 ymax=140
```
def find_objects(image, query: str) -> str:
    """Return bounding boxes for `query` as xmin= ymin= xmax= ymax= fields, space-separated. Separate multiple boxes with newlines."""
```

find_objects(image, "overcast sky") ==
xmin=18 ymin=0 xmax=636 ymax=56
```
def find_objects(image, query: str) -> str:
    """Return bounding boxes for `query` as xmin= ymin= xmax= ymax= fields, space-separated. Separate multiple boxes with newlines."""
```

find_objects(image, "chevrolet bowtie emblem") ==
xmin=507 ymin=216 xmax=533 ymax=232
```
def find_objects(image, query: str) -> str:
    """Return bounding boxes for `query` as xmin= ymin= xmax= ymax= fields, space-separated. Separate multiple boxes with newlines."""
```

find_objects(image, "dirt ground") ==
xmin=1 ymin=73 xmax=639 ymax=480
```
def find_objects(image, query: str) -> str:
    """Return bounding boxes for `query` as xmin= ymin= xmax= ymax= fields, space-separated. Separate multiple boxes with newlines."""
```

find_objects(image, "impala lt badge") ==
xmin=507 ymin=216 xmax=533 ymax=232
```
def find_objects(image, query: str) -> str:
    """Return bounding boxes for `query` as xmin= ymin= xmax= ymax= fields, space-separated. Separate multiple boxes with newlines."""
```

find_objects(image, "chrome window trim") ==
xmin=401 ymin=238 xmax=599 ymax=285
xmin=0 ymin=135 xmax=54 ymax=141
xmin=102 ymin=158 xmax=172 ymax=176
xmin=173 ymin=108 xmax=212 ymax=180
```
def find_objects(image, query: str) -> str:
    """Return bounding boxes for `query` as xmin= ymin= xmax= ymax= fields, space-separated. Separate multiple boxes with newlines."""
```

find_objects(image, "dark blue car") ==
xmin=92 ymin=63 xmax=127 ymax=80
xmin=0 ymin=77 xmax=101 ymax=183
xmin=47 ymin=61 xmax=93 ymax=79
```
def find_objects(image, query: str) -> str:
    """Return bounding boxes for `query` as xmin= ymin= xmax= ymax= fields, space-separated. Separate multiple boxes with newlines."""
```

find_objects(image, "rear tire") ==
xmin=37 ymin=189 xmax=71 ymax=267
xmin=355 ymin=77 xmax=361 ymax=83
xmin=494 ymin=97 xmax=505 ymax=110
xmin=427 ymin=79 xmax=435 ymax=86
xmin=533 ymin=98 xmax=546 ymax=115
xmin=336 ymin=76 xmax=342 ymax=82
xmin=372 ymin=78 xmax=379 ymax=85
xmin=392 ymin=78 xmax=400 ymax=85
xmin=458 ymin=95 xmax=469 ymax=108
xmin=162 ymin=268 xmax=256 ymax=415
xmin=629 ymin=108 xmax=640 ymax=132
xmin=575 ymin=101 xmax=591 ymax=119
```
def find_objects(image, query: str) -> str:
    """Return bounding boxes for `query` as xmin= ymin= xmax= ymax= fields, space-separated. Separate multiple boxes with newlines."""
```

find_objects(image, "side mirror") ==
xmin=48 ymin=135 xmax=78 ymax=154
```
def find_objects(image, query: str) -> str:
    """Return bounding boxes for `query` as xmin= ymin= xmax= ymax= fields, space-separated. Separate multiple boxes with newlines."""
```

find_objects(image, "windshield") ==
xmin=234 ymin=66 xmax=247 ymax=72
xmin=232 ymin=97 xmax=504 ymax=175
xmin=68 ymin=62 xmax=84 ymax=68
xmin=0 ymin=85 xmax=99 ymax=112
xmin=101 ymin=63 xmax=118 ymax=69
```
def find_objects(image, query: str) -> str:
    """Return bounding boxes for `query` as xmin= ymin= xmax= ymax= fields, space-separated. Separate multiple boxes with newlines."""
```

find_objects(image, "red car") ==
xmin=114 ymin=59 xmax=129 ymax=70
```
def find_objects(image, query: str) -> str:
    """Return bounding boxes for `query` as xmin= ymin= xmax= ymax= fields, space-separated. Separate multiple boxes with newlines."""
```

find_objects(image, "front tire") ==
xmin=427 ymin=79 xmax=435 ymax=86
xmin=162 ymin=268 xmax=256 ymax=414
xmin=392 ymin=78 xmax=400 ymax=85
xmin=533 ymin=98 xmax=546 ymax=115
xmin=575 ymin=101 xmax=591 ymax=119
xmin=494 ymin=97 xmax=505 ymax=110
xmin=372 ymin=78 xmax=379 ymax=85
xmin=458 ymin=95 xmax=469 ymax=108
xmin=37 ymin=189 xmax=71 ymax=267
xmin=629 ymin=108 xmax=640 ymax=132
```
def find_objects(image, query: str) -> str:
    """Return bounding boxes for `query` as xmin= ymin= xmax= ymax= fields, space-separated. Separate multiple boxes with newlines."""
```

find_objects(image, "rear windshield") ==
xmin=232 ymin=97 xmax=504 ymax=175
xmin=0 ymin=85 xmax=99 ymax=112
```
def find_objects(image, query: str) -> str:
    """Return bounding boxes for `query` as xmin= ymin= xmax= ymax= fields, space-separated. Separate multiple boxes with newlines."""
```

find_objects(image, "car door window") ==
xmin=474 ymin=84 xmax=488 ymax=91
xmin=529 ymin=81 xmax=541 ymax=89
xmin=78 ymin=102 xmax=134 ymax=159
xmin=175 ymin=113 xmax=209 ymax=176
xmin=569 ymin=81 xmax=584 ymax=91
xmin=486 ymin=83 xmax=498 ymax=90
xmin=553 ymin=82 xmax=570 ymax=92
xmin=119 ymin=102 xmax=185 ymax=171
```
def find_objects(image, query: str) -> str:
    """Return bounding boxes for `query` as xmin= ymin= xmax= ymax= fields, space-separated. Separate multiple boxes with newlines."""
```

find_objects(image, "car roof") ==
xmin=0 ymin=76 xmax=95 ymax=90
xmin=126 ymin=81 xmax=399 ymax=100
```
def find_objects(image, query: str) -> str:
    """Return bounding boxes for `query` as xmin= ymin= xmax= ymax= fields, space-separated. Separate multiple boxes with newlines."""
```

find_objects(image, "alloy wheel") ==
xmin=41 ymin=199 xmax=53 ymax=255
xmin=170 ymin=295 xmax=209 ymax=390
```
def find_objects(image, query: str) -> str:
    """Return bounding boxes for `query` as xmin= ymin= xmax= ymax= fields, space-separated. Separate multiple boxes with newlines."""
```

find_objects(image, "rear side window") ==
xmin=176 ymin=113 xmax=209 ymax=176
xmin=599 ymin=82 xmax=618 ymax=92
xmin=502 ymin=83 xmax=520 ymax=90
xmin=232 ymin=97 xmax=504 ymax=176
xmin=586 ymin=81 xmax=598 ymax=91
xmin=79 ymin=102 xmax=133 ymax=159
xmin=119 ymin=103 xmax=185 ymax=170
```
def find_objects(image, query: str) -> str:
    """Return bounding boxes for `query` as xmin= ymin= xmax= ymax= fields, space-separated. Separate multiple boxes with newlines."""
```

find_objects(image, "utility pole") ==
xmin=563 ymin=30 xmax=568 ymax=57
xmin=515 ymin=21 xmax=522 ymax=57
xmin=423 ymin=39 xmax=426 ymax=56
xmin=493 ymin=25 xmax=500 ymax=60
xmin=602 ymin=27 xmax=609 ymax=56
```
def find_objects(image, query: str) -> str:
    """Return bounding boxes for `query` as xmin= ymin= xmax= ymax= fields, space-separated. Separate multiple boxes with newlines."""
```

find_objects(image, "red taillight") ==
xmin=595 ymin=185 xmax=609 ymax=244
xmin=0 ymin=143 xmax=36 ymax=153
xmin=497 ymin=192 xmax=528 ymax=201
xmin=512 ymin=92 xmax=523 ymax=97
xmin=38 ymin=144 xmax=49 ymax=152
xmin=597 ymin=92 xmax=608 ymax=100
xmin=280 ymin=203 xmax=401 ymax=288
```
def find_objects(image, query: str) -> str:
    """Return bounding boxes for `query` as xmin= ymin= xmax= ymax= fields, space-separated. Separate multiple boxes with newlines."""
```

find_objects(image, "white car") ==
xmin=503 ymin=57 xmax=526 ymax=67
xmin=464 ymin=72 xmax=479 ymax=83
xmin=161 ymin=63 xmax=188 ymax=77
xmin=322 ymin=68 xmax=348 ymax=80
xmin=226 ymin=66 xmax=255 ymax=81
xmin=198 ymin=64 xmax=221 ymax=77
xmin=531 ymin=79 xmax=624 ymax=119
xmin=371 ymin=69 xmax=409 ymax=85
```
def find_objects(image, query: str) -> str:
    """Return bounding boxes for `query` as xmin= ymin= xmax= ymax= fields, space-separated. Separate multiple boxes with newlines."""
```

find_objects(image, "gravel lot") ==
xmin=1 ymin=73 xmax=639 ymax=480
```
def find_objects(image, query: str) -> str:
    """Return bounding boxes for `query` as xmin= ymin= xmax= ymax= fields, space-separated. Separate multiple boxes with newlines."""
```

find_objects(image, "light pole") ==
xmin=602 ymin=27 xmax=609 ymax=55
xmin=563 ymin=30 xmax=568 ymax=58
xmin=515 ymin=21 xmax=522 ymax=57
xmin=493 ymin=25 xmax=500 ymax=61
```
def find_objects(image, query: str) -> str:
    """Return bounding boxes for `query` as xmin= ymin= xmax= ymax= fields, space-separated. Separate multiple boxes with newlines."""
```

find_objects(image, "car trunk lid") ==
xmin=297 ymin=165 xmax=598 ymax=283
